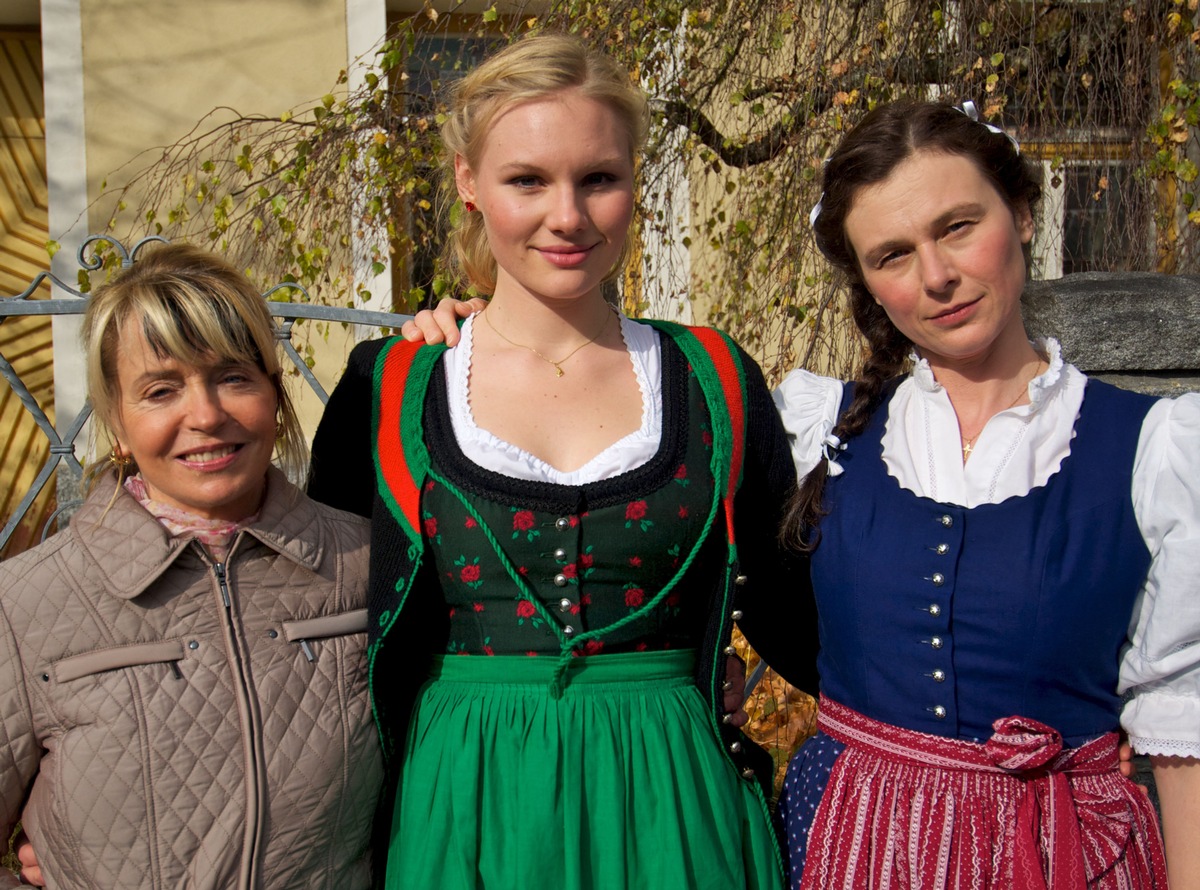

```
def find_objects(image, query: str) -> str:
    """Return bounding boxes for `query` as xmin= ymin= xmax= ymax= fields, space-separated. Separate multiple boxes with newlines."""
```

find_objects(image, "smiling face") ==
xmin=844 ymin=149 xmax=1034 ymax=370
xmin=109 ymin=316 xmax=278 ymax=521
xmin=454 ymin=88 xmax=635 ymax=306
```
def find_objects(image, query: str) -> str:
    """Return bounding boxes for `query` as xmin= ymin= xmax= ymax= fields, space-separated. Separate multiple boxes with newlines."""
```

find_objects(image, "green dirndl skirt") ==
xmin=385 ymin=649 xmax=784 ymax=889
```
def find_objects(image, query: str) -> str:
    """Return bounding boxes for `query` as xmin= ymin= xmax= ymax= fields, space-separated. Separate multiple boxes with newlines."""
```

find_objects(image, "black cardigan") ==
xmin=308 ymin=329 xmax=818 ymax=792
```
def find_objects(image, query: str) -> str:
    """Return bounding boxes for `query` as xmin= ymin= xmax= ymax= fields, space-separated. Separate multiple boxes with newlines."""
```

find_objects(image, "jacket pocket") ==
xmin=282 ymin=608 xmax=368 ymax=643
xmin=52 ymin=640 xmax=186 ymax=682
xmin=282 ymin=608 xmax=368 ymax=662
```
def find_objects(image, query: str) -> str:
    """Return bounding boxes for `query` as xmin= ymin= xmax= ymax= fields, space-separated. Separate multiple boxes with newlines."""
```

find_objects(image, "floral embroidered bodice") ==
xmin=424 ymin=362 xmax=721 ymax=656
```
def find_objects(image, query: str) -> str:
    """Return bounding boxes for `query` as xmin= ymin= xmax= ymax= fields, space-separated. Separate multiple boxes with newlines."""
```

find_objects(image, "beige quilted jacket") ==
xmin=0 ymin=468 xmax=382 ymax=889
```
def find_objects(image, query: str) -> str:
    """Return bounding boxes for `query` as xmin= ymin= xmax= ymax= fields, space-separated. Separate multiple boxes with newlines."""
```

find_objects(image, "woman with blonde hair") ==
xmin=1 ymin=242 xmax=380 ymax=888
xmin=308 ymin=32 xmax=813 ymax=889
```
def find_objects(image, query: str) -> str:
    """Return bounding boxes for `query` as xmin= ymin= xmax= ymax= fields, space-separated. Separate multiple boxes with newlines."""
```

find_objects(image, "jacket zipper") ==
xmin=213 ymin=561 xmax=263 ymax=890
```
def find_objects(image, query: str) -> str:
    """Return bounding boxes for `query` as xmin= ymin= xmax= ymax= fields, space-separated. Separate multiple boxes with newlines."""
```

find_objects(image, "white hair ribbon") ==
xmin=808 ymin=196 xmax=825 ymax=227
xmin=957 ymin=100 xmax=1021 ymax=155
xmin=821 ymin=433 xmax=846 ymax=477
xmin=807 ymin=157 xmax=832 ymax=227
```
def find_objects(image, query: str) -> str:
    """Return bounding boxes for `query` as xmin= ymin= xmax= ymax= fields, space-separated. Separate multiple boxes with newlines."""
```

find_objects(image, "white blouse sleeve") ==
xmin=1119 ymin=393 xmax=1200 ymax=758
xmin=771 ymin=370 xmax=844 ymax=480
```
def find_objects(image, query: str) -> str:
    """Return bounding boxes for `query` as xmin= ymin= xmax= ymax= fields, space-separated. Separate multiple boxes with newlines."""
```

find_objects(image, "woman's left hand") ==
xmin=722 ymin=654 xmax=749 ymax=728
xmin=15 ymin=832 xmax=45 ymax=887
xmin=400 ymin=297 xmax=487 ymax=346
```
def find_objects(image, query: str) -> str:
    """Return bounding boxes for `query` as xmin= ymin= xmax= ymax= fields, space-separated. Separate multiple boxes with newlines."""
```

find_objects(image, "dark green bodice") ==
xmin=424 ymin=348 xmax=721 ymax=656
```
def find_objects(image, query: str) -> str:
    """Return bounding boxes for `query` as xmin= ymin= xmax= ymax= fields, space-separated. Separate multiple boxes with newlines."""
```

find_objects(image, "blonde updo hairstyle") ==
xmin=440 ymin=32 xmax=650 ymax=294
xmin=82 ymin=241 xmax=307 ymax=490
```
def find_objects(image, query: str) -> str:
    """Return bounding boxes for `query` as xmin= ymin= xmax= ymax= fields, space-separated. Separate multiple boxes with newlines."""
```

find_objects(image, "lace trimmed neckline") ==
xmin=444 ymin=312 xmax=662 ymax=485
xmin=910 ymin=337 xmax=1066 ymax=411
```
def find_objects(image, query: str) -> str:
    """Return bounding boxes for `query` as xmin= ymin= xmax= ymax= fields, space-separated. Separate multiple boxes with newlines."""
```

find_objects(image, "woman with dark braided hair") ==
xmin=773 ymin=100 xmax=1199 ymax=888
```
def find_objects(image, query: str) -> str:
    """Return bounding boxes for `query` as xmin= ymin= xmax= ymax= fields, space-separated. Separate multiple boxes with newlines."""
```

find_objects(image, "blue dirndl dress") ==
xmin=778 ymin=379 xmax=1160 ymax=884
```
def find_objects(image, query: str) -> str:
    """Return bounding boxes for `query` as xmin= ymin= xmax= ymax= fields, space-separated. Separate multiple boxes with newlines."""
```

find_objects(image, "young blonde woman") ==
xmin=1 ymin=243 xmax=380 ymax=889
xmin=307 ymin=33 xmax=813 ymax=889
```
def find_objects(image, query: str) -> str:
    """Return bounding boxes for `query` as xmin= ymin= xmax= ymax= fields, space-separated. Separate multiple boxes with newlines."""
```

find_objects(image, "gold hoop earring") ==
xmin=109 ymin=446 xmax=133 ymax=470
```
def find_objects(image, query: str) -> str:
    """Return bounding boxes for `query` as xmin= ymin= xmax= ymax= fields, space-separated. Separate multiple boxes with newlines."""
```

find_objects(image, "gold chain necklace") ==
xmin=960 ymin=360 xmax=1044 ymax=462
xmin=482 ymin=306 xmax=611 ymax=377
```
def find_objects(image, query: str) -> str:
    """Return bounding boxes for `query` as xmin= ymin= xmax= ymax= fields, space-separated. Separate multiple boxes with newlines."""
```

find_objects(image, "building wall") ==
xmin=0 ymin=28 xmax=54 ymax=557
xmin=76 ymin=0 xmax=351 ymax=236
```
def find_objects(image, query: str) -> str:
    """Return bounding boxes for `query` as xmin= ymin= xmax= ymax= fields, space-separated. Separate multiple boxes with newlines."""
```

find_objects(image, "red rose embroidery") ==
xmin=678 ymin=506 xmax=689 ymax=519
xmin=471 ymin=600 xmax=484 ymax=611
xmin=629 ymin=556 xmax=642 ymax=568
xmin=516 ymin=600 xmax=537 ymax=618
xmin=583 ymin=640 xmax=604 ymax=655
xmin=562 ymin=563 xmax=577 ymax=579
xmin=461 ymin=565 xmax=481 ymax=583
xmin=513 ymin=511 xmax=535 ymax=531
xmin=625 ymin=587 xmax=646 ymax=608
xmin=580 ymin=554 xmax=594 ymax=569
xmin=702 ymin=430 xmax=713 ymax=447
xmin=666 ymin=591 xmax=682 ymax=607
xmin=635 ymin=642 xmax=648 ymax=652
xmin=625 ymin=501 xmax=647 ymax=521
xmin=465 ymin=517 xmax=477 ymax=529
xmin=580 ymin=593 xmax=593 ymax=606
xmin=675 ymin=464 xmax=688 ymax=480
xmin=482 ymin=645 xmax=495 ymax=656
xmin=423 ymin=517 xmax=438 ymax=536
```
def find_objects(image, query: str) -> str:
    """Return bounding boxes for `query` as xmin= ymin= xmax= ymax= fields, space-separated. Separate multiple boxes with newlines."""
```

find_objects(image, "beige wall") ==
xmin=78 ymin=0 xmax=350 ymax=233
xmin=63 ymin=1 xmax=361 ymax=446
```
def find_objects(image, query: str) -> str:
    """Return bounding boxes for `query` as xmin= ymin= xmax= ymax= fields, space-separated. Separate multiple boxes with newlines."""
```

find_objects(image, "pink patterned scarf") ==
xmin=124 ymin=475 xmax=259 ymax=562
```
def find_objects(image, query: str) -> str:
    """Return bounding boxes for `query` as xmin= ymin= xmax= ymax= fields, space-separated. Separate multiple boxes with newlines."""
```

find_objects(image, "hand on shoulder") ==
xmin=400 ymin=297 xmax=488 ymax=346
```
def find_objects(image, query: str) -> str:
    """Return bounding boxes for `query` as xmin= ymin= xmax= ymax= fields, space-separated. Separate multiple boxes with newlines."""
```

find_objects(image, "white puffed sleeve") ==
xmin=771 ymin=370 xmax=844 ymax=480
xmin=1119 ymin=393 xmax=1200 ymax=758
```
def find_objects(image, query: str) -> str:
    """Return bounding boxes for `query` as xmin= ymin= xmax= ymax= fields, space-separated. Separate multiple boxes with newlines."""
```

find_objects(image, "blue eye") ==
xmin=218 ymin=364 xmax=258 ymax=386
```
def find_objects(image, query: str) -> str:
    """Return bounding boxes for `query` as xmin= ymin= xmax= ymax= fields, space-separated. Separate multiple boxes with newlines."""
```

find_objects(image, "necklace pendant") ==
xmin=962 ymin=442 xmax=973 ymax=458
xmin=553 ymin=365 xmax=565 ymax=378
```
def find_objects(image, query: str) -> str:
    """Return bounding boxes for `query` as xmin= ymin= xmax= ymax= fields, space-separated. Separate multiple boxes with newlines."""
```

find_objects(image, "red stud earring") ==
xmin=464 ymin=201 xmax=477 ymax=213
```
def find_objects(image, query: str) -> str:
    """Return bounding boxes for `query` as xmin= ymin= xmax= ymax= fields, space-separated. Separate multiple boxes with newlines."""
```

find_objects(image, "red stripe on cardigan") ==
xmin=376 ymin=340 xmax=423 ymax=540
xmin=687 ymin=327 xmax=746 ymax=545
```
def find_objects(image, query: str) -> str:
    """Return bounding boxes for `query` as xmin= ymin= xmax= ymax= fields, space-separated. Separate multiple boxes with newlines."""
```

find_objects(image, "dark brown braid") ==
xmin=780 ymin=100 xmax=1041 ymax=551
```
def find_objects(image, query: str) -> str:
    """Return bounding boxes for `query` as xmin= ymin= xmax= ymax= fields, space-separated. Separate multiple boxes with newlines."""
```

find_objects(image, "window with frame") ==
xmin=389 ymin=30 xmax=500 ymax=309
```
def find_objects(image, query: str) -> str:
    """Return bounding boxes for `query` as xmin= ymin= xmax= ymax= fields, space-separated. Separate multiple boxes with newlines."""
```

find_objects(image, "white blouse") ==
xmin=773 ymin=339 xmax=1200 ymax=759
xmin=443 ymin=312 xmax=663 ymax=486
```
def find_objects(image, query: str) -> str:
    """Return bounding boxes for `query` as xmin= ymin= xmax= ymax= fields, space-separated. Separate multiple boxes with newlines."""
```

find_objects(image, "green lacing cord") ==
xmin=427 ymin=467 xmax=726 ymax=698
